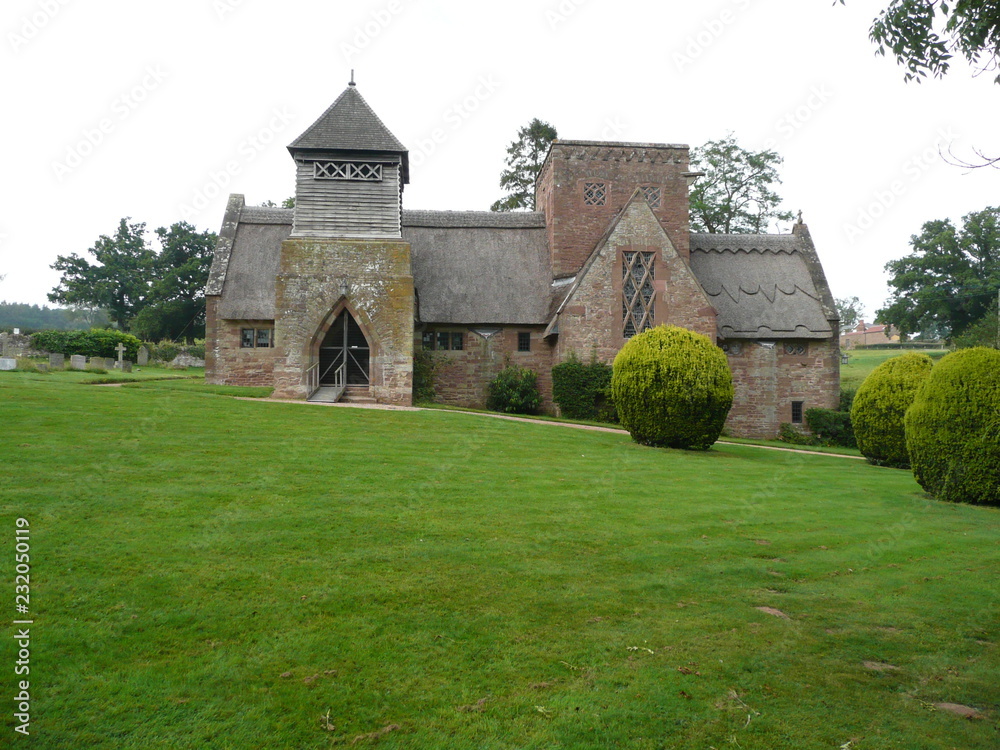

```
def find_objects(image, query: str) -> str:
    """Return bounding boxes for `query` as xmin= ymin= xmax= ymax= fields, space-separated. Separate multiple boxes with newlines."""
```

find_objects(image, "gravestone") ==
xmin=170 ymin=353 xmax=206 ymax=368
xmin=89 ymin=357 xmax=106 ymax=370
xmin=36 ymin=363 xmax=48 ymax=373
xmin=120 ymin=361 xmax=133 ymax=373
xmin=0 ymin=357 xmax=16 ymax=371
xmin=70 ymin=355 xmax=87 ymax=370
xmin=104 ymin=358 xmax=117 ymax=370
xmin=49 ymin=353 xmax=65 ymax=368
xmin=137 ymin=346 xmax=149 ymax=367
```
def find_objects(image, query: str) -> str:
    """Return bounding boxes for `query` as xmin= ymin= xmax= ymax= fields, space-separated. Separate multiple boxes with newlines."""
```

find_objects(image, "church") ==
xmin=205 ymin=81 xmax=840 ymax=438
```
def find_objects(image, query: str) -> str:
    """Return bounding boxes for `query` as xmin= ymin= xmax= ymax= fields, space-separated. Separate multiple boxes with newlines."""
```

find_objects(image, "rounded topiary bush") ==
xmin=905 ymin=347 xmax=1000 ymax=506
xmin=610 ymin=325 xmax=733 ymax=450
xmin=850 ymin=352 xmax=933 ymax=468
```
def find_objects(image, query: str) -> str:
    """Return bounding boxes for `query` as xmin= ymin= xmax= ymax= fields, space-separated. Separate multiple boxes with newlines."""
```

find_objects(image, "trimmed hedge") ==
xmin=610 ymin=325 xmax=733 ymax=450
xmin=905 ymin=347 xmax=1000 ymax=506
xmin=487 ymin=365 xmax=541 ymax=415
xmin=805 ymin=408 xmax=856 ymax=448
xmin=851 ymin=352 xmax=933 ymax=468
xmin=31 ymin=329 xmax=141 ymax=360
xmin=552 ymin=356 xmax=615 ymax=422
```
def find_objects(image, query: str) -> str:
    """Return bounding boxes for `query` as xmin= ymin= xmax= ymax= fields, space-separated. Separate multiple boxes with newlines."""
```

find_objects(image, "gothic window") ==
xmin=784 ymin=343 xmax=807 ymax=356
xmin=640 ymin=186 xmax=662 ymax=208
xmin=583 ymin=182 xmax=607 ymax=206
xmin=622 ymin=251 xmax=655 ymax=338
xmin=314 ymin=161 xmax=383 ymax=181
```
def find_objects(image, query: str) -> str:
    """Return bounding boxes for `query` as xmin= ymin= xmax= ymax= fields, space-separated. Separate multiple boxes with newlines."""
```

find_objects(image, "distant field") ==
xmin=1 ymin=370 xmax=997 ymax=749
xmin=841 ymin=348 xmax=950 ymax=390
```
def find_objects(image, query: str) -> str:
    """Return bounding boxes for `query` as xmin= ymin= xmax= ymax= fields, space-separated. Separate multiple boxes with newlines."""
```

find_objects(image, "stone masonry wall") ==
xmin=272 ymin=238 xmax=414 ymax=404
xmin=555 ymin=199 xmax=716 ymax=366
xmin=723 ymin=339 xmax=841 ymax=438
xmin=426 ymin=326 xmax=555 ymax=412
xmin=205 ymin=297 xmax=278 ymax=386
xmin=537 ymin=142 xmax=692 ymax=278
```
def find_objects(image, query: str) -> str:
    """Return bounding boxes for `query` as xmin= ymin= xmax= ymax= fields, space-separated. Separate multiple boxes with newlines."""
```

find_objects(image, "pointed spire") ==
xmin=288 ymin=84 xmax=406 ymax=155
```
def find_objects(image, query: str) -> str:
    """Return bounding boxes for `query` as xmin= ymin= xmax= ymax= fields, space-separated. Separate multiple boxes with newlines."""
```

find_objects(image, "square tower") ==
xmin=535 ymin=141 xmax=696 ymax=278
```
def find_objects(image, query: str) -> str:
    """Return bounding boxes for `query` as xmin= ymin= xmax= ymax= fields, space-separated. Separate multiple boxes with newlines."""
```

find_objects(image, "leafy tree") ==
xmin=261 ymin=197 xmax=295 ymax=208
xmin=840 ymin=0 xmax=1000 ymax=83
xmin=954 ymin=307 xmax=999 ymax=347
xmin=49 ymin=218 xmax=156 ymax=329
xmin=49 ymin=219 xmax=217 ymax=339
xmin=490 ymin=119 xmax=558 ymax=212
xmin=876 ymin=206 xmax=1000 ymax=338
xmin=835 ymin=296 xmax=865 ymax=330
xmin=688 ymin=135 xmax=795 ymax=234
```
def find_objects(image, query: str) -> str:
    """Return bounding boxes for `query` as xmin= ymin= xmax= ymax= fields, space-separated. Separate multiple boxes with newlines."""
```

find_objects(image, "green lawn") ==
xmin=1 ymin=372 xmax=997 ymax=749
xmin=841 ymin=349 xmax=949 ymax=390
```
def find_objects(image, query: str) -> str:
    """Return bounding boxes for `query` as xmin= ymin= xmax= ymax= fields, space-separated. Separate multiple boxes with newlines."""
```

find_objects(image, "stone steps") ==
xmin=340 ymin=386 xmax=376 ymax=404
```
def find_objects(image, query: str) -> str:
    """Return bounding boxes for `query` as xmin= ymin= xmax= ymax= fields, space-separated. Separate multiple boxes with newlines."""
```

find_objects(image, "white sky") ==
xmin=2 ymin=0 xmax=997 ymax=321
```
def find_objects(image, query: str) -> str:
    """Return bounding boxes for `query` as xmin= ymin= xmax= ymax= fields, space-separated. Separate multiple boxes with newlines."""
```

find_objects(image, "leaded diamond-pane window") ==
xmin=584 ymin=182 xmax=607 ymax=206
xmin=314 ymin=161 xmax=383 ymax=181
xmin=622 ymin=251 xmax=655 ymax=338
xmin=640 ymin=186 xmax=662 ymax=208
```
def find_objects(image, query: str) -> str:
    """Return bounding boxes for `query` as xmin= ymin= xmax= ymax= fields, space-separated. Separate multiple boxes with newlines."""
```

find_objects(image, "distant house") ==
xmin=205 ymin=82 xmax=841 ymax=438
xmin=840 ymin=320 xmax=899 ymax=349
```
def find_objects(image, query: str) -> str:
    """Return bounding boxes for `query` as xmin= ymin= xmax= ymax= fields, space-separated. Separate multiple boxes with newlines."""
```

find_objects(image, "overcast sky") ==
xmin=2 ymin=0 xmax=997 ymax=322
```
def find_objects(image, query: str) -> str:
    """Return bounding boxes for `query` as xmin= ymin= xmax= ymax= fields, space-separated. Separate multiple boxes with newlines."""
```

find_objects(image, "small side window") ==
xmin=791 ymin=401 xmax=804 ymax=424
xmin=518 ymin=332 xmax=531 ymax=352
xmin=256 ymin=329 xmax=273 ymax=348
xmin=241 ymin=329 xmax=255 ymax=348
xmin=451 ymin=332 xmax=464 ymax=351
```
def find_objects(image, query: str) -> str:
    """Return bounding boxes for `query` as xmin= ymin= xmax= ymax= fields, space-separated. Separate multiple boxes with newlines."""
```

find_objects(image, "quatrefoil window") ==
xmin=584 ymin=182 xmax=607 ymax=206
xmin=640 ymin=186 xmax=662 ymax=208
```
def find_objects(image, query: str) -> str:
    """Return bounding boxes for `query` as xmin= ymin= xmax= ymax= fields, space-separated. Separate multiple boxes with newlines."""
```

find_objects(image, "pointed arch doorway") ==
xmin=319 ymin=309 xmax=370 ymax=387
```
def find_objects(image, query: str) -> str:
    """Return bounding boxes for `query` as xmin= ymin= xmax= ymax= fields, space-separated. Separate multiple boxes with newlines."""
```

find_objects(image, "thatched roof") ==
xmin=403 ymin=212 xmax=552 ymax=324
xmin=209 ymin=197 xmax=838 ymax=338
xmin=689 ymin=230 xmax=837 ymax=340
xmin=212 ymin=204 xmax=554 ymax=324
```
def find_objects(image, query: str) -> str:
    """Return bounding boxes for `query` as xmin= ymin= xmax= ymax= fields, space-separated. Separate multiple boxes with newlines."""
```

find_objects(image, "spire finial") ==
xmin=349 ymin=70 xmax=356 ymax=87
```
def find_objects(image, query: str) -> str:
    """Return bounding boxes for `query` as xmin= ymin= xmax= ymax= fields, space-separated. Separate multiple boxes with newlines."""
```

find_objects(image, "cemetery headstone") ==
xmin=137 ymin=346 xmax=150 ymax=367
xmin=120 ymin=361 xmax=133 ymax=373
xmin=89 ymin=357 xmax=106 ymax=370
xmin=49 ymin=353 xmax=65 ymax=368
xmin=36 ymin=363 xmax=48 ymax=373
xmin=70 ymin=355 xmax=87 ymax=370
xmin=104 ymin=358 xmax=117 ymax=370
xmin=0 ymin=357 xmax=16 ymax=371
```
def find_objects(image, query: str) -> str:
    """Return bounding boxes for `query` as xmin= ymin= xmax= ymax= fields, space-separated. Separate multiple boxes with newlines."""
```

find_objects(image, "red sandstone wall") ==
xmin=426 ymin=327 xmax=555 ymax=412
xmin=206 ymin=319 xmax=279 ymax=387
xmin=537 ymin=142 xmax=692 ymax=278
xmin=723 ymin=339 xmax=840 ymax=438
xmin=554 ymin=200 xmax=716 ymax=366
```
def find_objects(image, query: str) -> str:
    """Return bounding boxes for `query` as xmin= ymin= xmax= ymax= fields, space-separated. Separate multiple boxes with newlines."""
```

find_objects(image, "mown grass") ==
xmin=0 ymin=373 xmax=997 ymax=749
xmin=841 ymin=349 xmax=949 ymax=390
